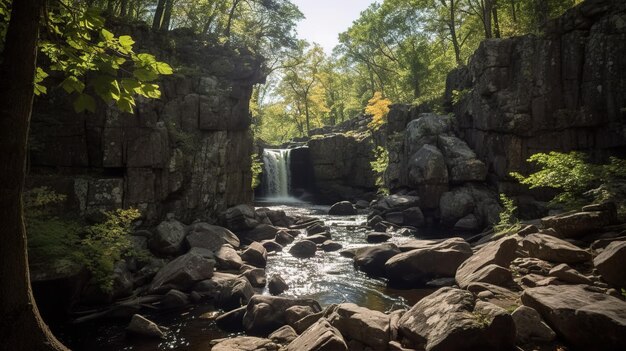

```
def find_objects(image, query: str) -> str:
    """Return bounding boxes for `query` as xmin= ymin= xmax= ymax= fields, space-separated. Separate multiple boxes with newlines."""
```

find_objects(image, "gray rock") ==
xmin=162 ymin=289 xmax=189 ymax=309
xmin=593 ymin=241 xmax=626 ymax=287
xmin=289 ymin=240 xmax=317 ymax=258
xmin=242 ymin=295 xmax=321 ymax=335
xmin=304 ymin=234 xmax=330 ymax=244
xmin=328 ymin=201 xmax=357 ymax=215
xmin=398 ymin=287 xmax=515 ymax=351
xmin=268 ymin=325 xmax=298 ymax=345
xmin=366 ymin=232 xmax=392 ymax=243
xmin=455 ymin=236 xmax=518 ymax=288
xmin=327 ymin=303 xmax=390 ymax=349
xmin=386 ymin=238 xmax=472 ymax=285
xmin=541 ymin=211 xmax=612 ymax=238
xmin=216 ymin=306 xmax=246 ymax=331
xmin=261 ymin=240 xmax=283 ymax=253
xmin=320 ymin=240 xmax=342 ymax=252
xmin=353 ymin=243 xmax=401 ymax=277
xmin=240 ymin=224 xmax=281 ymax=243
xmin=240 ymin=267 xmax=266 ymax=288
xmin=521 ymin=233 xmax=591 ymax=263
xmin=275 ymin=231 xmax=295 ymax=245
xmin=211 ymin=336 xmax=278 ymax=351
xmin=286 ymin=318 xmax=348 ymax=351
xmin=407 ymin=145 xmax=449 ymax=207
xmin=240 ymin=241 xmax=267 ymax=268
xmin=185 ymin=222 xmax=240 ymax=252
xmin=403 ymin=207 xmax=425 ymax=227
xmin=215 ymin=245 xmax=244 ymax=270
xmin=221 ymin=204 xmax=258 ymax=232
xmin=149 ymin=251 xmax=215 ymax=293
xmin=522 ymin=285 xmax=626 ymax=351
xmin=126 ymin=314 xmax=165 ymax=339
xmin=454 ymin=214 xmax=480 ymax=231
xmin=268 ymin=275 xmax=289 ymax=296
xmin=548 ymin=263 xmax=592 ymax=285
xmin=149 ymin=219 xmax=186 ymax=256
xmin=511 ymin=306 xmax=556 ymax=344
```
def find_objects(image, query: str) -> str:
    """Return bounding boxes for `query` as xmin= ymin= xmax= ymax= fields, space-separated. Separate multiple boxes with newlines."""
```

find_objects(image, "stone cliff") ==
xmin=445 ymin=0 xmax=626 ymax=193
xmin=27 ymin=27 xmax=265 ymax=223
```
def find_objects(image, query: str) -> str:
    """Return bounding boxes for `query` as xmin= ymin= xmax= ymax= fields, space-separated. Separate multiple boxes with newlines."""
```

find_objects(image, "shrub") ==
xmin=366 ymin=92 xmax=391 ymax=130
xmin=494 ymin=194 xmax=521 ymax=235
xmin=511 ymin=151 xmax=626 ymax=214
xmin=370 ymin=146 xmax=390 ymax=195
xmin=251 ymin=152 xmax=263 ymax=189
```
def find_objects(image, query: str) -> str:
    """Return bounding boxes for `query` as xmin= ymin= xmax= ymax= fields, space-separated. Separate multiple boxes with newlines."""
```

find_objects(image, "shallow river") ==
xmin=56 ymin=201 xmax=434 ymax=350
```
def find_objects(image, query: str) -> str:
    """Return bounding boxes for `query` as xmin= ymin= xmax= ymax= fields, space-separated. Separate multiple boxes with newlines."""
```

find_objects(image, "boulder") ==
xmin=548 ymin=263 xmax=592 ymax=285
xmin=455 ymin=236 xmax=519 ymax=288
xmin=398 ymin=287 xmax=515 ymax=351
xmin=353 ymin=243 xmax=401 ymax=277
xmin=403 ymin=207 xmax=425 ymax=227
xmin=240 ymin=224 xmax=281 ymax=243
xmin=215 ymin=245 xmax=244 ymax=270
xmin=305 ymin=223 xmax=329 ymax=236
xmin=521 ymin=233 xmax=591 ymax=263
xmin=460 ymin=264 xmax=512 ymax=287
xmin=372 ymin=195 xmax=420 ymax=212
xmin=407 ymin=145 xmax=449 ymax=207
xmin=149 ymin=252 xmax=215 ymax=293
xmin=241 ymin=267 xmax=266 ymax=288
xmin=185 ymin=222 xmax=240 ymax=252
xmin=437 ymin=135 xmax=486 ymax=183
xmin=289 ymin=240 xmax=317 ymax=258
xmin=240 ymin=242 xmax=267 ymax=268
xmin=593 ymin=241 xmax=626 ymax=287
xmin=194 ymin=273 xmax=255 ymax=310
xmin=366 ymin=232 xmax=392 ymax=243
xmin=220 ymin=204 xmax=258 ymax=232
xmin=211 ymin=336 xmax=278 ymax=351
xmin=386 ymin=238 xmax=472 ymax=286
xmin=268 ymin=275 xmax=289 ymax=296
xmin=327 ymin=303 xmax=390 ymax=349
xmin=126 ymin=314 xmax=165 ymax=339
xmin=243 ymin=296 xmax=322 ymax=335
xmin=304 ymin=234 xmax=330 ymax=244
xmin=285 ymin=305 xmax=318 ymax=327
xmin=286 ymin=318 xmax=348 ymax=351
xmin=268 ymin=325 xmax=298 ymax=345
xmin=439 ymin=189 xmax=474 ymax=226
xmin=521 ymin=285 xmax=626 ymax=351
xmin=405 ymin=114 xmax=453 ymax=156
xmin=541 ymin=211 xmax=612 ymax=238
xmin=511 ymin=306 xmax=556 ymax=344
xmin=162 ymin=289 xmax=189 ymax=309
xmin=261 ymin=240 xmax=283 ymax=253
xmin=148 ymin=219 xmax=186 ymax=256
xmin=320 ymin=240 xmax=342 ymax=252
xmin=275 ymin=231 xmax=295 ymax=245
xmin=454 ymin=214 xmax=479 ymax=232
xmin=328 ymin=201 xmax=357 ymax=215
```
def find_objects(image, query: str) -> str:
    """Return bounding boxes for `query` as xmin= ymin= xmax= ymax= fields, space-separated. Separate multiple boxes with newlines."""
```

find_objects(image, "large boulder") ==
xmin=126 ymin=314 xmax=165 ymax=339
xmin=149 ymin=251 xmax=215 ymax=293
xmin=268 ymin=325 xmax=298 ymax=345
xmin=243 ymin=296 xmax=322 ymax=335
xmin=289 ymin=240 xmax=317 ymax=258
xmin=148 ymin=219 xmax=186 ymax=256
xmin=398 ymin=287 xmax=515 ymax=351
xmin=220 ymin=204 xmax=258 ymax=232
xmin=286 ymin=318 xmax=348 ymax=351
xmin=327 ymin=303 xmax=390 ymax=349
xmin=521 ymin=233 xmax=591 ymax=263
xmin=593 ymin=241 xmax=626 ymax=287
xmin=455 ymin=236 xmax=518 ymax=288
xmin=353 ymin=243 xmax=401 ymax=277
xmin=372 ymin=194 xmax=420 ymax=212
xmin=185 ymin=223 xmax=240 ymax=252
xmin=239 ymin=224 xmax=282 ymax=243
xmin=385 ymin=238 xmax=472 ymax=285
xmin=541 ymin=211 xmax=612 ymax=238
xmin=328 ymin=201 xmax=357 ymax=216
xmin=194 ymin=273 xmax=254 ymax=310
xmin=511 ymin=306 xmax=556 ymax=344
xmin=521 ymin=285 xmax=626 ymax=351
xmin=407 ymin=145 xmax=449 ymax=208
xmin=405 ymin=114 xmax=454 ymax=156
xmin=215 ymin=245 xmax=244 ymax=270
xmin=268 ymin=275 xmax=289 ymax=296
xmin=240 ymin=242 xmax=268 ymax=268
xmin=437 ymin=135 xmax=487 ymax=183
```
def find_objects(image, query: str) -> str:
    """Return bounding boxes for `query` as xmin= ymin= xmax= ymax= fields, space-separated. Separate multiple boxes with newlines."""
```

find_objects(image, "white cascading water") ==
xmin=262 ymin=149 xmax=292 ymax=198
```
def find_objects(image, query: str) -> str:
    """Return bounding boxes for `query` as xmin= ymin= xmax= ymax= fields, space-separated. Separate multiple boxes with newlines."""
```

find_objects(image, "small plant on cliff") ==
xmin=366 ymin=92 xmax=392 ymax=130
xmin=81 ymin=208 xmax=141 ymax=292
xmin=511 ymin=152 xmax=626 ymax=214
xmin=371 ymin=146 xmax=390 ymax=195
xmin=494 ymin=194 xmax=520 ymax=235
xmin=451 ymin=89 xmax=471 ymax=106
xmin=251 ymin=153 xmax=263 ymax=189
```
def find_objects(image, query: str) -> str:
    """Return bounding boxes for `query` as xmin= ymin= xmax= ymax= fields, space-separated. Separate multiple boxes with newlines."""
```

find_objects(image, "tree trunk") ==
xmin=224 ymin=0 xmax=241 ymax=40
xmin=160 ymin=0 xmax=175 ymax=32
xmin=0 ymin=1 xmax=69 ymax=350
xmin=304 ymin=99 xmax=311 ymax=136
xmin=447 ymin=0 xmax=462 ymax=65
xmin=492 ymin=5 xmax=501 ymax=38
xmin=120 ymin=0 xmax=128 ymax=17
xmin=483 ymin=0 xmax=493 ymax=38
xmin=509 ymin=0 xmax=517 ymax=22
xmin=152 ymin=0 xmax=167 ymax=31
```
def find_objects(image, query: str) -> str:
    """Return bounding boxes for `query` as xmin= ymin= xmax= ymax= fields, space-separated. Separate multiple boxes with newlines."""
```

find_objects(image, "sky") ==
xmin=291 ymin=0 xmax=378 ymax=54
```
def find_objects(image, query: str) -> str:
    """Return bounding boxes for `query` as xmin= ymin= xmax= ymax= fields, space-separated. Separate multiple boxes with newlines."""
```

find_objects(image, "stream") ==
xmin=55 ymin=201 xmax=434 ymax=350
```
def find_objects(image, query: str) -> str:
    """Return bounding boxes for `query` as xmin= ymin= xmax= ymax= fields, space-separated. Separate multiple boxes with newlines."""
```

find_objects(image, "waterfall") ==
xmin=262 ymin=149 xmax=292 ymax=198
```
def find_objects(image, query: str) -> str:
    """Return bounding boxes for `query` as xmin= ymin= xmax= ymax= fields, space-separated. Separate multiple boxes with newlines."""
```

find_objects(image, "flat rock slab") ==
xmin=521 ymin=234 xmax=591 ymax=263
xmin=211 ymin=336 xmax=278 ymax=351
xmin=327 ymin=303 xmax=391 ymax=349
xmin=455 ymin=236 xmax=518 ymax=288
xmin=521 ymin=285 xmax=626 ymax=351
xmin=286 ymin=318 xmax=347 ymax=351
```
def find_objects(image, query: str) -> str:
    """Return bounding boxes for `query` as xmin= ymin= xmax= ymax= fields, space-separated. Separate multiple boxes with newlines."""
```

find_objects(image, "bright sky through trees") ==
xmin=292 ymin=0 xmax=377 ymax=53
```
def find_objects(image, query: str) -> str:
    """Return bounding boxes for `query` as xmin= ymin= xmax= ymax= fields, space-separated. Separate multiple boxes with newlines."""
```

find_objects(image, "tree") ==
xmin=0 ymin=1 xmax=171 ymax=348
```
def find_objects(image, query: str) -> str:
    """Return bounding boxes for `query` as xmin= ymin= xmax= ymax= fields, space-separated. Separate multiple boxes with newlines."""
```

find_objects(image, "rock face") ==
xmin=445 ymin=0 xmax=626 ymax=189
xmin=522 ymin=285 xmax=626 ymax=351
xmin=307 ymin=132 xmax=377 ymax=202
xmin=27 ymin=34 xmax=265 ymax=224
xmin=398 ymin=287 xmax=516 ymax=351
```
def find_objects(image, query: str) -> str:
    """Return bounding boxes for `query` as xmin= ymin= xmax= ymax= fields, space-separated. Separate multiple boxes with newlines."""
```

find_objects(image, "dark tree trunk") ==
xmin=161 ymin=0 xmax=175 ymax=32
xmin=492 ymin=5 xmax=501 ymax=38
xmin=152 ymin=0 xmax=167 ymax=30
xmin=483 ymin=0 xmax=493 ymax=38
xmin=120 ymin=0 xmax=128 ymax=17
xmin=224 ymin=0 xmax=241 ymax=40
xmin=446 ymin=0 xmax=462 ymax=65
xmin=0 ymin=0 xmax=68 ymax=350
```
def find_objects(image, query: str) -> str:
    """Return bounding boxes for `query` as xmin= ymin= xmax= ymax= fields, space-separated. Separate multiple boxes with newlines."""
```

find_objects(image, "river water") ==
xmin=56 ymin=201 xmax=433 ymax=350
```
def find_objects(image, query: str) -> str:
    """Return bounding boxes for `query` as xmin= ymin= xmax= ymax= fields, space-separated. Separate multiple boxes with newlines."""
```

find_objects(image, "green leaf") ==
xmin=61 ymin=76 xmax=85 ymax=94
xmin=133 ymin=68 xmax=158 ymax=82
xmin=74 ymin=94 xmax=96 ymax=113
xmin=136 ymin=53 xmax=156 ymax=65
xmin=117 ymin=96 xmax=136 ymax=113
xmin=92 ymin=75 xmax=121 ymax=102
xmin=100 ymin=29 xmax=114 ymax=42
xmin=121 ymin=78 xmax=142 ymax=94
xmin=140 ymin=83 xmax=161 ymax=99
xmin=154 ymin=62 xmax=173 ymax=75
xmin=119 ymin=36 xmax=135 ymax=50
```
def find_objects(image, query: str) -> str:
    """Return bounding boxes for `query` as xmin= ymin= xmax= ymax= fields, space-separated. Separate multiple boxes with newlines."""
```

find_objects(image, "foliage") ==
xmin=511 ymin=152 xmax=626 ymax=212
xmin=371 ymin=146 xmax=390 ymax=195
xmin=494 ymin=193 xmax=521 ymax=234
xmin=366 ymin=92 xmax=392 ymax=130
xmin=451 ymin=89 xmax=470 ymax=106
xmin=81 ymin=208 xmax=141 ymax=292
xmin=251 ymin=152 xmax=263 ymax=189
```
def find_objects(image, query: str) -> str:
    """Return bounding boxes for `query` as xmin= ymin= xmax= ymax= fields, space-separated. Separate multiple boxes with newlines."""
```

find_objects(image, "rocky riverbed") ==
xmin=52 ymin=198 xmax=626 ymax=351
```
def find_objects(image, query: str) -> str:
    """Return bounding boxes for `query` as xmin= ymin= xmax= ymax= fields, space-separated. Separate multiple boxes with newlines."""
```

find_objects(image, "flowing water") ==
xmin=55 ymin=201 xmax=434 ymax=350
xmin=261 ymin=149 xmax=292 ymax=198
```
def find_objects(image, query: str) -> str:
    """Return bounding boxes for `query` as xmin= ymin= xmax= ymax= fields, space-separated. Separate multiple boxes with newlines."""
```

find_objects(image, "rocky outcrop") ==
xmin=28 ymin=31 xmax=265 ymax=223
xmin=445 ymin=0 xmax=626 ymax=192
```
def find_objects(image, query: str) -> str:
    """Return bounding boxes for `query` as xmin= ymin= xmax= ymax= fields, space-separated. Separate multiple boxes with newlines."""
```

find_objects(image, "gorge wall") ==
xmin=28 ymin=27 xmax=265 ymax=223
xmin=446 ymin=0 xmax=626 ymax=194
